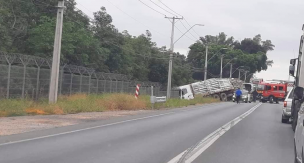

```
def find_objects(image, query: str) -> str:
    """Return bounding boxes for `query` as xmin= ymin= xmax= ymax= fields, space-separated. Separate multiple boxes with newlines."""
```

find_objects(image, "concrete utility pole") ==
xmin=49 ymin=0 xmax=65 ymax=104
xmin=204 ymin=46 xmax=208 ymax=81
xmin=244 ymin=71 xmax=248 ymax=82
xmin=220 ymin=54 xmax=224 ymax=79
xmin=166 ymin=16 xmax=183 ymax=99
xmin=230 ymin=64 xmax=233 ymax=78
xmin=238 ymin=70 xmax=241 ymax=80
xmin=205 ymin=47 xmax=227 ymax=80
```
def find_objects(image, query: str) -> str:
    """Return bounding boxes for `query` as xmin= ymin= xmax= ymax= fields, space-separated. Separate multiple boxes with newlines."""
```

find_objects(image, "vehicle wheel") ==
xmin=213 ymin=94 xmax=220 ymax=100
xmin=282 ymin=115 xmax=288 ymax=123
xmin=220 ymin=93 xmax=227 ymax=102
xmin=269 ymin=96 xmax=274 ymax=104
xmin=249 ymin=101 xmax=252 ymax=103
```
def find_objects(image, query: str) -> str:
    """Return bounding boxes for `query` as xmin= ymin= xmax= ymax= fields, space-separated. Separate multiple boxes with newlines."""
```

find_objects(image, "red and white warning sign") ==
xmin=135 ymin=84 xmax=140 ymax=99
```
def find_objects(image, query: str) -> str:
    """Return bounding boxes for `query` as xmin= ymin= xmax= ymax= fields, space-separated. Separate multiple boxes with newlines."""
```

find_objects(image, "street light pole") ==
xmin=204 ymin=46 xmax=208 ymax=80
xmin=230 ymin=64 xmax=233 ymax=78
xmin=220 ymin=55 xmax=224 ymax=79
xmin=205 ymin=47 xmax=228 ymax=80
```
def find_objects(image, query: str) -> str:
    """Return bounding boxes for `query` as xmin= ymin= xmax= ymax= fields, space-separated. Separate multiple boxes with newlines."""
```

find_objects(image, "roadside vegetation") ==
xmin=0 ymin=94 xmax=219 ymax=117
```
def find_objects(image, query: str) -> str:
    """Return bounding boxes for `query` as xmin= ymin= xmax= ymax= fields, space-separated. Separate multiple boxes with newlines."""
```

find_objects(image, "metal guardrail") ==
xmin=150 ymin=96 xmax=167 ymax=103
xmin=150 ymin=86 xmax=168 ymax=109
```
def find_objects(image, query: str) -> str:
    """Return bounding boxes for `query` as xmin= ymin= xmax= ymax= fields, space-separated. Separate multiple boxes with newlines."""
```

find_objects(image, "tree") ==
xmin=200 ymin=32 xmax=235 ymax=47
xmin=188 ymin=33 xmax=274 ymax=80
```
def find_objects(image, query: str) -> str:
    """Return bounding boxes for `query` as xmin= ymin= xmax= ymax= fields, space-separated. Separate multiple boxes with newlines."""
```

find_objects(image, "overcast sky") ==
xmin=76 ymin=0 xmax=304 ymax=81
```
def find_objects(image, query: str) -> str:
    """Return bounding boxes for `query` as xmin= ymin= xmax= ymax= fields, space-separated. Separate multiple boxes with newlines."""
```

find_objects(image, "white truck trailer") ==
xmin=177 ymin=78 xmax=237 ymax=101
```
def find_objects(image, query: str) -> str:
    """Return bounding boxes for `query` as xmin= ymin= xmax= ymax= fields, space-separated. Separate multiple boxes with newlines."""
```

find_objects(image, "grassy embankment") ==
xmin=0 ymin=94 xmax=219 ymax=117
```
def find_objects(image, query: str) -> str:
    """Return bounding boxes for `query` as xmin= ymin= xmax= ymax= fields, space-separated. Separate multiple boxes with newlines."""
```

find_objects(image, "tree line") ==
xmin=0 ymin=0 xmax=274 ymax=87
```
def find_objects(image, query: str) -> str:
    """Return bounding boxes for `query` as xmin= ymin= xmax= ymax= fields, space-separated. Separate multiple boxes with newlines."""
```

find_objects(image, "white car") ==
xmin=281 ymin=88 xmax=294 ymax=123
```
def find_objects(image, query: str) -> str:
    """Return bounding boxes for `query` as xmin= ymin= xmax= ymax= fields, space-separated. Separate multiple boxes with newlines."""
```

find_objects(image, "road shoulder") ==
xmin=0 ymin=102 xmax=223 ymax=144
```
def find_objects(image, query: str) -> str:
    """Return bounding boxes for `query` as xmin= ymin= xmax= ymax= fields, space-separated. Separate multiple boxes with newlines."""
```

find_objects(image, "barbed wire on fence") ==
xmin=0 ymin=52 xmax=178 ymax=100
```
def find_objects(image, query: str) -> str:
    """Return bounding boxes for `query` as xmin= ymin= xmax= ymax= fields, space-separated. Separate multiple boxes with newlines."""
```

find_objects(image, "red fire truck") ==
xmin=257 ymin=82 xmax=288 ymax=103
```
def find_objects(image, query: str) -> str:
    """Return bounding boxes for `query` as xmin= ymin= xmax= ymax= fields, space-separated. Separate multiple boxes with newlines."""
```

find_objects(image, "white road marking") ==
xmin=0 ymin=102 xmax=223 ymax=147
xmin=167 ymin=103 xmax=262 ymax=163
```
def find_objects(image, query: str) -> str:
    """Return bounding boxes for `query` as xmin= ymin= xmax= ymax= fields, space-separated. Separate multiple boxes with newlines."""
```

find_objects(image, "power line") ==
xmin=158 ymin=0 xmax=183 ymax=17
xmin=104 ymin=0 xmax=169 ymax=39
xmin=165 ymin=19 xmax=196 ymax=42
xmin=172 ymin=22 xmax=196 ymax=42
xmin=138 ymin=0 xmax=166 ymax=16
xmin=179 ymin=21 xmax=198 ymax=40
xmin=184 ymin=19 xmax=201 ymax=37
xmin=67 ymin=3 xmax=170 ymax=60
xmin=76 ymin=2 xmax=94 ymax=14
xmin=149 ymin=0 xmax=176 ymax=16
xmin=157 ymin=0 xmax=201 ymax=37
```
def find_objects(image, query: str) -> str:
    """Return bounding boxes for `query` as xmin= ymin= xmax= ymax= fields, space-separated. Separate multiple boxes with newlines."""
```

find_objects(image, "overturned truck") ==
xmin=177 ymin=78 xmax=243 ymax=101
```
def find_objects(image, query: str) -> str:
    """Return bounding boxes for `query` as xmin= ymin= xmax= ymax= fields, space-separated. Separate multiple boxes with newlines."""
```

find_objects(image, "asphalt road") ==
xmin=193 ymin=103 xmax=294 ymax=163
xmin=0 ymin=102 xmax=294 ymax=163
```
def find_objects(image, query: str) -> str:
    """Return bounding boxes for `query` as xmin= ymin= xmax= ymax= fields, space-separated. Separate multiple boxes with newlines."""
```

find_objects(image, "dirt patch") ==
xmin=0 ymin=110 xmax=150 ymax=136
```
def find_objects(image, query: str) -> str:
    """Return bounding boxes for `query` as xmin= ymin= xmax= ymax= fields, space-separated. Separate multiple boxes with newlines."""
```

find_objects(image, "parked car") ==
xmin=281 ymin=88 xmax=294 ymax=123
xmin=232 ymin=89 xmax=252 ymax=103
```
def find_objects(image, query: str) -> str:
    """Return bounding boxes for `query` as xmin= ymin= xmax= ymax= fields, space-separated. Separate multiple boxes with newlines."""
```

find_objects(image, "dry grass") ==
xmin=98 ymin=94 xmax=147 ymax=111
xmin=0 ymin=94 xmax=219 ymax=117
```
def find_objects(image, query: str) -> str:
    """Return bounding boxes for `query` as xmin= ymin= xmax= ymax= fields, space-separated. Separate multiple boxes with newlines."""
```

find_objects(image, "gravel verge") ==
xmin=0 ymin=110 xmax=151 ymax=136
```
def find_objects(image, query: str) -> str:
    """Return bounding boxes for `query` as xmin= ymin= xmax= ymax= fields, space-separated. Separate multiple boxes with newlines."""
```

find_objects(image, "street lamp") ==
xmin=173 ymin=24 xmax=204 ymax=44
xmin=231 ymin=66 xmax=245 ymax=79
xmin=204 ymin=47 xmax=228 ymax=80
xmin=240 ymin=71 xmax=251 ymax=82
xmin=166 ymin=23 xmax=204 ymax=99
xmin=235 ymin=66 xmax=250 ymax=80
xmin=222 ymin=58 xmax=237 ymax=78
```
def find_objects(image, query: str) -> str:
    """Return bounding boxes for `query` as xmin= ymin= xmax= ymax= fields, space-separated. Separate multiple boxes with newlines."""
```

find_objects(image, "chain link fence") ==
xmin=0 ymin=52 xmax=179 ymax=100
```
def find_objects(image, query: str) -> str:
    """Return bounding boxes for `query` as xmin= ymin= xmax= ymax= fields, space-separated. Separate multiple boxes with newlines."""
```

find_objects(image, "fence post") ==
xmin=36 ymin=66 xmax=41 ymax=100
xmin=96 ymin=78 xmax=99 ymax=94
xmin=69 ymin=73 xmax=73 ymax=95
xmin=116 ymin=80 xmax=118 ymax=93
xmin=151 ymin=86 xmax=154 ymax=109
xmin=22 ymin=64 xmax=27 ymax=99
xmin=6 ymin=63 xmax=11 ymax=99
xmin=59 ymin=66 xmax=64 ymax=95
xmin=88 ymin=75 xmax=91 ymax=94
xmin=104 ymin=80 xmax=106 ymax=93
xmin=121 ymin=80 xmax=124 ymax=93
xmin=110 ymin=80 xmax=112 ymax=93
xmin=79 ymin=74 xmax=83 ymax=93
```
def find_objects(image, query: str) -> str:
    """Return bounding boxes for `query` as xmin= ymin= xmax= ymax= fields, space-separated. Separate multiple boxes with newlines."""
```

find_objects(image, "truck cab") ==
xmin=178 ymin=85 xmax=194 ymax=100
xmin=257 ymin=83 xmax=287 ymax=103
